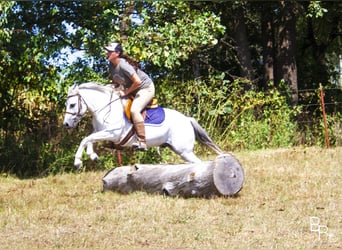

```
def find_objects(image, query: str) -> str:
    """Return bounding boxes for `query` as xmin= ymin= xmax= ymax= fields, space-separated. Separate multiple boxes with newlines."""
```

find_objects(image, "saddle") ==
xmin=124 ymin=97 xmax=165 ymax=124
xmin=106 ymin=97 xmax=165 ymax=150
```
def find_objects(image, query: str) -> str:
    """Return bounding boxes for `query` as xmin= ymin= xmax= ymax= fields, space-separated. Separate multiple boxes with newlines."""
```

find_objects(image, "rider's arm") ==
xmin=121 ymin=73 xmax=141 ymax=97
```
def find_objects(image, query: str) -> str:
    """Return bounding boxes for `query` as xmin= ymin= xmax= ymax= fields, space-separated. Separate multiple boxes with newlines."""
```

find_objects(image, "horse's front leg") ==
xmin=74 ymin=130 xmax=114 ymax=169
xmin=86 ymin=142 xmax=99 ymax=162
xmin=74 ymin=137 xmax=89 ymax=169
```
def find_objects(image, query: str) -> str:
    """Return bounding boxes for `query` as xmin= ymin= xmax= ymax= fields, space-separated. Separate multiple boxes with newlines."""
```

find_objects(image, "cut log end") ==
xmin=213 ymin=154 xmax=244 ymax=196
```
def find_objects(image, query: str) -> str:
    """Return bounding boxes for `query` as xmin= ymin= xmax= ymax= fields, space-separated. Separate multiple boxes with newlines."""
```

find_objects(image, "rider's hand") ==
xmin=118 ymin=90 xmax=125 ymax=98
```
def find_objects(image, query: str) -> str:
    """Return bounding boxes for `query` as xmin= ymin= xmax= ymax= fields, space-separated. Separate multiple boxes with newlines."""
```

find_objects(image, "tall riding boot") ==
xmin=132 ymin=121 xmax=147 ymax=151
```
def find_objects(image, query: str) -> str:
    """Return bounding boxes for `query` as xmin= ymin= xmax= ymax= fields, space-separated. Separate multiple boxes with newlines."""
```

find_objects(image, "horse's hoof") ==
xmin=74 ymin=159 xmax=83 ymax=170
xmin=90 ymin=153 xmax=99 ymax=162
xmin=132 ymin=144 xmax=147 ymax=152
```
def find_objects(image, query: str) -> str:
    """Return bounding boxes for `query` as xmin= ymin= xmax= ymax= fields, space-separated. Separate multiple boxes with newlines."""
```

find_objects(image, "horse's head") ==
xmin=63 ymin=85 xmax=88 ymax=129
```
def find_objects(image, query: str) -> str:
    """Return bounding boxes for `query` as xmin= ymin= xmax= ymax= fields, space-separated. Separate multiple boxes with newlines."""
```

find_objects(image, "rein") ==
xmin=93 ymin=91 xmax=121 ymax=115
xmin=66 ymin=90 xmax=122 ymax=117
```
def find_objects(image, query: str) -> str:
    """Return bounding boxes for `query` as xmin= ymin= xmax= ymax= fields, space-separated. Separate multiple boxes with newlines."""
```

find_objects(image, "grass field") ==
xmin=0 ymin=147 xmax=341 ymax=249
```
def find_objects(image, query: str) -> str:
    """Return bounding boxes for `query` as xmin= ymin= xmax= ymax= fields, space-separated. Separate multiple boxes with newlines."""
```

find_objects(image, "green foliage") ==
xmin=157 ymin=75 xmax=300 ymax=152
xmin=123 ymin=1 xmax=225 ymax=69
xmin=0 ymin=1 xmax=14 ymax=44
xmin=325 ymin=112 xmax=342 ymax=146
xmin=306 ymin=1 xmax=327 ymax=18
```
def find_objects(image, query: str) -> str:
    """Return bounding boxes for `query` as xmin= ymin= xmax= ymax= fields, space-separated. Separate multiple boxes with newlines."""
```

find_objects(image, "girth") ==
xmin=106 ymin=127 xmax=135 ymax=150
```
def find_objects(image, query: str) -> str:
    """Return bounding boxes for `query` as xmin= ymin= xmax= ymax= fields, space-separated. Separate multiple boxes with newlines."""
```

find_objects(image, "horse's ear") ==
xmin=67 ymin=83 xmax=78 ymax=95
xmin=70 ymin=83 xmax=78 ymax=91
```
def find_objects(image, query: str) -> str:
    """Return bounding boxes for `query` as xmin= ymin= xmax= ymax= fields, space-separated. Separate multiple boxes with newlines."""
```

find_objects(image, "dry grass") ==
xmin=0 ymin=147 xmax=341 ymax=249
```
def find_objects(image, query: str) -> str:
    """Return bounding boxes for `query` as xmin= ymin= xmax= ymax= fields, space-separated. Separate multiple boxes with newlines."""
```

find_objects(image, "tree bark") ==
xmin=232 ymin=5 xmax=254 ymax=83
xmin=261 ymin=3 xmax=275 ymax=88
xmin=103 ymin=154 xmax=244 ymax=198
xmin=276 ymin=1 xmax=298 ymax=104
xmin=120 ymin=0 xmax=135 ymax=43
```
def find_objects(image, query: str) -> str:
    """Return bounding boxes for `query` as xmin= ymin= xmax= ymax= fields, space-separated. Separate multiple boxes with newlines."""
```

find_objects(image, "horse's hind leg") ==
xmin=178 ymin=151 xmax=202 ymax=163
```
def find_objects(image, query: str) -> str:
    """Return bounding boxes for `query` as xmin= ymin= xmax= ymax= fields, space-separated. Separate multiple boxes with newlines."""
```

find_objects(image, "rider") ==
xmin=104 ymin=42 xmax=155 ymax=151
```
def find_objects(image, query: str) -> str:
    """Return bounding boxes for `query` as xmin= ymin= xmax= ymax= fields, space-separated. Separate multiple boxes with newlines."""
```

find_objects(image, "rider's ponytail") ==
xmin=120 ymin=54 xmax=141 ymax=71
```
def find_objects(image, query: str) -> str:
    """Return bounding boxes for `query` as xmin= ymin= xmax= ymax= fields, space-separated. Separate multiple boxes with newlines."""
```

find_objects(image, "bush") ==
xmin=157 ymin=75 xmax=300 ymax=152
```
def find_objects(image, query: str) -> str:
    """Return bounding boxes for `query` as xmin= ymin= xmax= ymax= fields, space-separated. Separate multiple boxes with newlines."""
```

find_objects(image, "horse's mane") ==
xmin=79 ymin=82 xmax=115 ymax=92
xmin=69 ymin=82 xmax=118 ymax=95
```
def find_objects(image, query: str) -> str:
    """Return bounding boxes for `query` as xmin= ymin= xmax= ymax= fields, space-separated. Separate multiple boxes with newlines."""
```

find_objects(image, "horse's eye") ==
xmin=70 ymin=103 xmax=76 ymax=109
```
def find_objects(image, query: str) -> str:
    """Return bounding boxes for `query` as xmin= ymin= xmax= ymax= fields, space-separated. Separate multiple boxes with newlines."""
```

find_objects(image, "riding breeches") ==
xmin=131 ymin=84 xmax=155 ymax=123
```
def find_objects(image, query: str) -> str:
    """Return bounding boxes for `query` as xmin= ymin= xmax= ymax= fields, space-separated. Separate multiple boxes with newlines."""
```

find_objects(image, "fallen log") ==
xmin=102 ymin=153 xmax=244 ymax=198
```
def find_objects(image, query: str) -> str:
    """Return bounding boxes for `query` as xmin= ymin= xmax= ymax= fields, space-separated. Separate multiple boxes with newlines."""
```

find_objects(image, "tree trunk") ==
xmin=192 ymin=52 xmax=201 ymax=79
xmin=261 ymin=3 xmax=275 ymax=88
xmin=103 ymin=154 xmax=244 ymax=198
xmin=276 ymin=1 xmax=298 ymax=104
xmin=232 ymin=5 xmax=254 ymax=83
xmin=120 ymin=0 xmax=135 ymax=43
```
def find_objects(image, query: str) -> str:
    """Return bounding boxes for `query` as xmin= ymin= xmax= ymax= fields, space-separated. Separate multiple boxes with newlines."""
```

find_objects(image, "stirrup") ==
xmin=132 ymin=141 xmax=147 ymax=151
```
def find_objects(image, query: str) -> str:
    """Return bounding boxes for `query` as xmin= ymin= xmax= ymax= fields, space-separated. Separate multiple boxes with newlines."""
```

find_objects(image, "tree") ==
xmin=297 ymin=1 xmax=342 ymax=89
xmin=231 ymin=3 xmax=255 ymax=82
xmin=261 ymin=2 xmax=276 ymax=88
xmin=275 ymin=1 xmax=298 ymax=104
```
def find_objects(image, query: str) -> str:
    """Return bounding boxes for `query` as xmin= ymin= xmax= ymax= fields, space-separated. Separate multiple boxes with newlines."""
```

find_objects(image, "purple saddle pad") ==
xmin=145 ymin=107 xmax=165 ymax=124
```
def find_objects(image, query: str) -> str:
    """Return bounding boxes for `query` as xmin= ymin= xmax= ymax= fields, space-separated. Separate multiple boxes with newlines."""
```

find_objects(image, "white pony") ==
xmin=63 ymin=82 xmax=223 ymax=169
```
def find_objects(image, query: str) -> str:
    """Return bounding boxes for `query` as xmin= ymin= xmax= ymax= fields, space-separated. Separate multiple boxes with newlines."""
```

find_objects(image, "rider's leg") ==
xmin=132 ymin=120 xmax=147 ymax=151
xmin=131 ymin=85 xmax=154 ymax=151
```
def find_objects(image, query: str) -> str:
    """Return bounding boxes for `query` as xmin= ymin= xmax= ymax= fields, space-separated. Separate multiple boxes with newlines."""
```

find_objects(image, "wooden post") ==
xmin=103 ymin=153 xmax=244 ymax=198
xmin=319 ymin=84 xmax=330 ymax=148
xmin=116 ymin=150 xmax=122 ymax=166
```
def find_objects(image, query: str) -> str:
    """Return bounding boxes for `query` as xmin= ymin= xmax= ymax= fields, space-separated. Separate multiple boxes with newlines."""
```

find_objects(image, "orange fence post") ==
xmin=116 ymin=150 xmax=122 ymax=166
xmin=319 ymin=84 xmax=330 ymax=148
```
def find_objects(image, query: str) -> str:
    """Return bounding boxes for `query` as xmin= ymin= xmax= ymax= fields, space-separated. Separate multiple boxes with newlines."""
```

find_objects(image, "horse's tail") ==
xmin=189 ymin=117 xmax=224 ymax=155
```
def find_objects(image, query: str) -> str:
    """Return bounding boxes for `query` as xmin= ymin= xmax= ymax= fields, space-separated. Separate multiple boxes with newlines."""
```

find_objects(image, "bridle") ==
xmin=65 ymin=93 xmax=88 ymax=117
xmin=65 ymin=89 xmax=123 ymax=119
